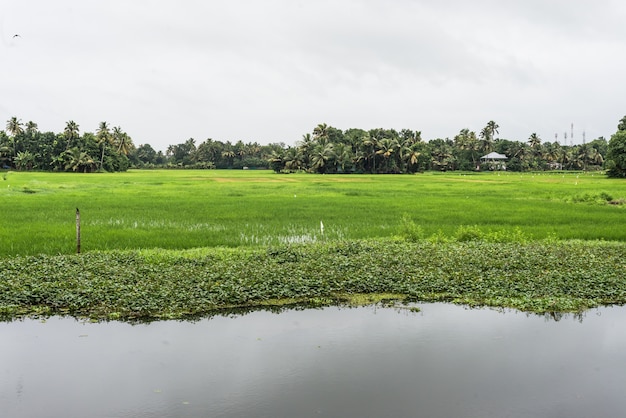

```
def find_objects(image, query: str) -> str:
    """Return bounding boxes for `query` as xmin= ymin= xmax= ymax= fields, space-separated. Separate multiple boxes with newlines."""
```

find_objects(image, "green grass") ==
xmin=1 ymin=170 xmax=625 ymax=256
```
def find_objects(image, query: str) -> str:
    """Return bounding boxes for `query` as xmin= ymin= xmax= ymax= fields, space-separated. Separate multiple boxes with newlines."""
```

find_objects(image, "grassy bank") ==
xmin=1 ymin=170 xmax=625 ymax=256
xmin=1 ymin=239 xmax=624 ymax=321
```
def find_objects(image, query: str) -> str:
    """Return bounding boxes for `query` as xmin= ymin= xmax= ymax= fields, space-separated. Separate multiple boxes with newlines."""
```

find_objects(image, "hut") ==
xmin=480 ymin=152 xmax=508 ymax=170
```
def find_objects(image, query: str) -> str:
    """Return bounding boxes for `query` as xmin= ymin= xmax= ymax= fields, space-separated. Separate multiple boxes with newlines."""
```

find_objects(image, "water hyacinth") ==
xmin=0 ymin=240 xmax=624 ymax=322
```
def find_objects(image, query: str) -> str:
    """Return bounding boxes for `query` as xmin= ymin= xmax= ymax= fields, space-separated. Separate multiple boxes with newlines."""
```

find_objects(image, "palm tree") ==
xmin=486 ymin=120 xmax=499 ymax=140
xmin=6 ymin=117 xmax=24 ymax=137
xmin=64 ymin=120 xmax=80 ymax=149
xmin=398 ymin=138 xmax=421 ymax=172
xmin=63 ymin=147 xmax=95 ymax=173
xmin=528 ymin=133 xmax=541 ymax=150
xmin=334 ymin=143 xmax=353 ymax=173
xmin=310 ymin=143 xmax=335 ymax=173
xmin=96 ymin=122 xmax=112 ymax=170
xmin=430 ymin=140 xmax=456 ymax=171
xmin=221 ymin=150 xmax=236 ymax=167
xmin=25 ymin=121 xmax=38 ymax=136
xmin=112 ymin=126 xmax=132 ymax=155
xmin=363 ymin=131 xmax=382 ymax=173
xmin=283 ymin=147 xmax=304 ymax=172
xmin=455 ymin=128 xmax=480 ymax=168
xmin=376 ymin=138 xmax=398 ymax=172
xmin=312 ymin=123 xmax=330 ymax=145
xmin=0 ymin=143 xmax=11 ymax=166
xmin=479 ymin=121 xmax=499 ymax=154
xmin=479 ymin=127 xmax=494 ymax=154
xmin=268 ymin=150 xmax=285 ymax=173
xmin=297 ymin=133 xmax=314 ymax=167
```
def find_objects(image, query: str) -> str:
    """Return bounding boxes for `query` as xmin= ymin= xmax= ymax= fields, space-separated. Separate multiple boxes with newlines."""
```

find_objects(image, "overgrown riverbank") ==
xmin=1 ymin=239 xmax=624 ymax=322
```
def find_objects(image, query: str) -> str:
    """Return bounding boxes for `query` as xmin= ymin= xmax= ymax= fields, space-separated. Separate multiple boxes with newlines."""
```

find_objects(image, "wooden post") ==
xmin=76 ymin=208 xmax=81 ymax=254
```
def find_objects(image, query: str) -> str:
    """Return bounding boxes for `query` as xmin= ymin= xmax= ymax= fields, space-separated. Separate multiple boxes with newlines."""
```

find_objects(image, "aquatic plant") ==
xmin=0 ymin=240 xmax=624 ymax=321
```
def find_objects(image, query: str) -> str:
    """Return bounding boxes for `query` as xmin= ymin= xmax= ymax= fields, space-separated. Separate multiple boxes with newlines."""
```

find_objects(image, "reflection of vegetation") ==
xmin=1 ymin=240 xmax=624 ymax=322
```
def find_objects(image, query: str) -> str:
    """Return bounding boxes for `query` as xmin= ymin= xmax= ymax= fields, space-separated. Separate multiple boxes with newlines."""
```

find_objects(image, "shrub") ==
xmin=399 ymin=214 xmax=424 ymax=242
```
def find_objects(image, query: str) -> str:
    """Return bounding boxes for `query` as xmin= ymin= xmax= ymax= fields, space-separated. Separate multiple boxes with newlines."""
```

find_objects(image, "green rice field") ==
xmin=1 ymin=169 xmax=625 ymax=257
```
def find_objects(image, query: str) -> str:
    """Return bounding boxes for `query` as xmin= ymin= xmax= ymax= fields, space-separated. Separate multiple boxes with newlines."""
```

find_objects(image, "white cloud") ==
xmin=1 ymin=0 xmax=625 ymax=151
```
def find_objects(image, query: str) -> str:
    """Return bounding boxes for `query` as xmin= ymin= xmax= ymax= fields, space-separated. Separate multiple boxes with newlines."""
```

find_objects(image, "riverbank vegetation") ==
xmin=1 ymin=240 xmax=624 ymax=322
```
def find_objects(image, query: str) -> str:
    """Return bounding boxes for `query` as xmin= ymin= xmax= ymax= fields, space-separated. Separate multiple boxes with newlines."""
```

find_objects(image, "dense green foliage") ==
xmin=606 ymin=116 xmax=626 ymax=178
xmin=1 ymin=117 xmax=610 ymax=172
xmin=1 ymin=170 xmax=625 ymax=257
xmin=2 ymin=118 xmax=133 ymax=172
xmin=1 ymin=240 xmax=624 ymax=321
xmin=269 ymin=122 xmax=608 ymax=174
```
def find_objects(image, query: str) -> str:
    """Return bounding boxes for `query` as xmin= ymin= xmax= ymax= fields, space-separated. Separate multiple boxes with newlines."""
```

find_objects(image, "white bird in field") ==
xmin=320 ymin=221 xmax=324 ymax=235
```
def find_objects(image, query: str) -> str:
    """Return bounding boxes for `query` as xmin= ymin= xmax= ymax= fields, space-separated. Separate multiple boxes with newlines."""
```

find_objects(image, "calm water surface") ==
xmin=2 ymin=303 xmax=626 ymax=418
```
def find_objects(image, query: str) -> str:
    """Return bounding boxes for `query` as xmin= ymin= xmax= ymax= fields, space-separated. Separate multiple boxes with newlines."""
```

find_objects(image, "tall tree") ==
xmin=25 ymin=121 xmax=38 ymax=136
xmin=310 ymin=143 xmax=335 ymax=174
xmin=96 ymin=121 xmax=112 ymax=170
xmin=64 ymin=120 xmax=80 ymax=149
xmin=606 ymin=116 xmax=626 ymax=177
xmin=112 ymin=126 xmax=133 ymax=155
xmin=486 ymin=120 xmax=499 ymax=140
xmin=6 ymin=117 xmax=24 ymax=137
xmin=527 ymin=133 xmax=541 ymax=150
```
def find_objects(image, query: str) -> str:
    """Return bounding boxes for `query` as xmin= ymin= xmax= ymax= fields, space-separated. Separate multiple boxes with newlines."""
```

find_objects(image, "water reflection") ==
xmin=2 ymin=303 xmax=626 ymax=418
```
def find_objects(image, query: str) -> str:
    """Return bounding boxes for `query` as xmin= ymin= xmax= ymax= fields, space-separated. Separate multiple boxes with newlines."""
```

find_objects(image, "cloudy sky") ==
xmin=1 ymin=0 xmax=625 ymax=151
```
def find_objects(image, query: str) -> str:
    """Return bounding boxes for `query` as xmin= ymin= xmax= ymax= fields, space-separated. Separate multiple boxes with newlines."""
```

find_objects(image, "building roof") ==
xmin=480 ymin=152 xmax=508 ymax=160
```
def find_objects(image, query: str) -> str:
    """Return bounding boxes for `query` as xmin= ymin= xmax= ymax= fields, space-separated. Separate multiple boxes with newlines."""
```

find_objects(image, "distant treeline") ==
xmin=0 ymin=117 xmax=613 ymax=173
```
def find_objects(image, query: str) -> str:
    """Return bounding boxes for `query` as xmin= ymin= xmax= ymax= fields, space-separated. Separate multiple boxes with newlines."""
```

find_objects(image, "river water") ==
xmin=2 ymin=303 xmax=626 ymax=418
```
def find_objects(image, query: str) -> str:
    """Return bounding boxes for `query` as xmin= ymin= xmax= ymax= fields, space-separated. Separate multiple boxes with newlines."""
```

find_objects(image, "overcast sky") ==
xmin=1 ymin=0 xmax=625 ymax=151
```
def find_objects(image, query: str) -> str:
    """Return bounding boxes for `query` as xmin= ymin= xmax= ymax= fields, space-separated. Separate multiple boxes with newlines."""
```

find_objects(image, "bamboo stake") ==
xmin=76 ymin=208 xmax=81 ymax=254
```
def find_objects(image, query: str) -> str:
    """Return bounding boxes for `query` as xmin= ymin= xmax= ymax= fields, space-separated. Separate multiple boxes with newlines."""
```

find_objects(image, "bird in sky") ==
xmin=13 ymin=34 xmax=20 ymax=38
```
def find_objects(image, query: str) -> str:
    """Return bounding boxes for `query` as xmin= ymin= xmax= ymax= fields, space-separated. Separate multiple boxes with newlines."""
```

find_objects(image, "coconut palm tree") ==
xmin=112 ymin=126 xmax=133 ymax=155
xmin=25 ymin=121 xmax=38 ymax=136
xmin=283 ymin=147 xmax=304 ymax=172
xmin=312 ymin=123 xmax=330 ymax=145
xmin=63 ymin=147 xmax=95 ymax=173
xmin=479 ymin=127 xmax=494 ymax=154
xmin=454 ymin=128 xmax=480 ymax=168
xmin=221 ymin=150 xmax=236 ymax=167
xmin=96 ymin=122 xmax=112 ymax=170
xmin=0 ymin=145 xmax=12 ymax=168
xmin=6 ymin=117 xmax=24 ymax=137
xmin=479 ymin=121 xmax=499 ymax=154
xmin=333 ymin=143 xmax=353 ymax=173
xmin=376 ymin=138 xmax=398 ymax=172
xmin=486 ymin=120 xmax=499 ymax=140
xmin=398 ymin=138 xmax=421 ymax=172
xmin=528 ymin=133 xmax=541 ymax=150
xmin=64 ymin=120 xmax=80 ymax=149
xmin=310 ymin=143 xmax=335 ymax=173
